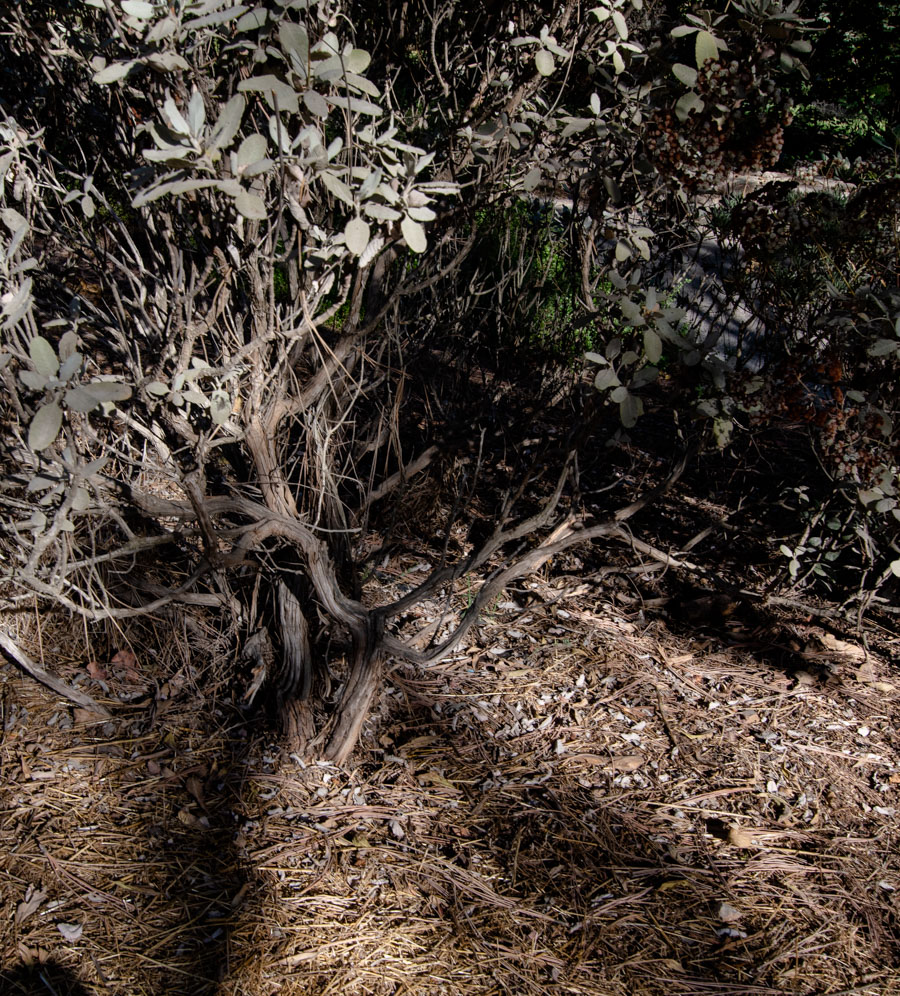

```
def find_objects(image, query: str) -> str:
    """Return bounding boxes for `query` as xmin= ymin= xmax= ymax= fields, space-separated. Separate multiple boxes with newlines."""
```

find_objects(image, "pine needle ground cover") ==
xmin=2 ymin=565 xmax=897 ymax=996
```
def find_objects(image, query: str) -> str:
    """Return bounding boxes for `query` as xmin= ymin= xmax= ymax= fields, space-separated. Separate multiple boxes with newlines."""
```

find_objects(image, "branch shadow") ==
xmin=0 ymin=960 xmax=91 ymax=996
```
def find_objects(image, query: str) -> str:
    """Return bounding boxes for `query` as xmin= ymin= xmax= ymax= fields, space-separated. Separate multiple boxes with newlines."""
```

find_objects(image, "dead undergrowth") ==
xmin=2 ymin=556 xmax=899 ymax=996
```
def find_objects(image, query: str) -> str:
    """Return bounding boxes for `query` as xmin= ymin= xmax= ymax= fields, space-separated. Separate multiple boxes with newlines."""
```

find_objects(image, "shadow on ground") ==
xmin=0 ymin=960 xmax=91 ymax=996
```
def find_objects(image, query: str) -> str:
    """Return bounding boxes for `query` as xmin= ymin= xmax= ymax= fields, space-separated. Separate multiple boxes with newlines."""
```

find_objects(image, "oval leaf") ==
xmin=346 ymin=48 xmax=371 ymax=73
xmin=235 ymin=191 xmax=267 ymax=219
xmin=236 ymin=7 xmax=267 ymax=31
xmin=594 ymin=367 xmax=620 ymax=391
xmin=237 ymin=133 xmax=268 ymax=168
xmin=643 ymin=328 xmax=662 ymax=364
xmin=675 ymin=91 xmax=704 ymax=122
xmin=279 ymin=22 xmax=309 ymax=62
xmin=672 ymin=63 xmax=698 ymax=87
xmin=303 ymin=90 xmax=330 ymax=117
xmin=210 ymin=390 xmax=232 ymax=425
xmin=344 ymin=216 xmax=371 ymax=257
xmin=29 ymin=402 xmax=63 ymax=452
xmin=29 ymin=336 xmax=59 ymax=377
xmin=695 ymin=30 xmax=720 ymax=69
xmin=121 ymin=0 xmax=155 ymax=17
xmin=535 ymin=50 xmax=555 ymax=76
xmin=92 ymin=61 xmax=136 ymax=84
xmin=406 ymin=205 xmax=436 ymax=222
xmin=523 ymin=167 xmax=542 ymax=192
xmin=65 ymin=387 xmax=101 ymax=413
xmin=146 ymin=51 xmax=190 ymax=72
xmin=401 ymin=215 xmax=427 ymax=253
xmin=59 ymin=352 xmax=82 ymax=382
xmin=620 ymin=393 xmax=643 ymax=428
xmin=20 ymin=370 xmax=48 ymax=392
xmin=84 ymin=381 xmax=132 ymax=403
xmin=318 ymin=170 xmax=355 ymax=206
xmin=209 ymin=94 xmax=246 ymax=151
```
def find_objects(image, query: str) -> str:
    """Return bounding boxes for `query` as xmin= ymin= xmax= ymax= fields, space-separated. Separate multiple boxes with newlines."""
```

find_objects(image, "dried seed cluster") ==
xmin=646 ymin=58 xmax=792 ymax=187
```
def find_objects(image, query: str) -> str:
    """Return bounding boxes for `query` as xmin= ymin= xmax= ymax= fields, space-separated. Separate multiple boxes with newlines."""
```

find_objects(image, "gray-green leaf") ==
xmin=59 ymin=352 xmax=82 ymax=382
xmin=145 ymin=51 xmax=190 ymax=72
xmin=535 ymin=50 xmax=555 ymax=76
xmin=210 ymin=391 xmax=232 ymax=425
xmin=318 ymin=170 xmax=355 ymax=206
xmin=29 ymin=336 xmax=59 ymax=377
xmin=593 ymin=367 xmax=620 ymax=391
xmin=235 ymin=191 xmax=267 ymax=219
xmin=643 ymin=328 xmax=662 ymax=364
xmin=279 ymin=22 xmax=309 ymax=63
xmin=522 ymin=168 xmax=542 ymax=192
xmin=65 ymin=387 xmax=101 ymax=413
xmin=237 ymin=75 xmax=299 ymax=116
xmin=29 ymin=402 xmax=63 ymax=451
xmin=344 ymin=216 xmax=371 ymax=257
xmin=121 ymin=0 xmax=155 ymax=17
xmin=620 ymin=393 xmax=643 ymax=428
xmin=695 ymin=30 xmax=720 ymax=68
xmin=401 ymin=215 xmax=427 ymax=253
xmin=209 ymin=95 xmax=246 ymax=151
xmin=92 ymin=61 xmax=137 ymax=84
xmin=83 ymin=381 xmax=132 ymax=403
xmin=672 ymin=63 xmax=698 ymax=87
xmin=19 ymin=370 xmax=49 ymax=392
xmin=303 ymin=90 xmax=330 ymax=117
xmin=345 ymin=48 xmax=371 ymax=73
xmin=675 ymin=91 xmax=704 ymax=122
xmin=237 ymin=133 xmax=268 ymax=168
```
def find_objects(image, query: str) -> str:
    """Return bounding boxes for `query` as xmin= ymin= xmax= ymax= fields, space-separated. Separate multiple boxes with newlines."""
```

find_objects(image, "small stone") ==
xmin=717 ymin=902 xmax=742 ymax=923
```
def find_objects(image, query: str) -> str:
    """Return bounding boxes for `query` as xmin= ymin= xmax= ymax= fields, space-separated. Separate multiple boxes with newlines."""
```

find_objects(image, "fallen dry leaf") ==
xmin=177 ymin=807 xmax=202 ymax=828
xmin=728 ymin=827 xmax=755 ymax=848
xmin=231 ymin=882 xmax=252 ymax=909
xmin=56 ymin=922 xmax=83 ymax=942
xmin=819 ymin=633 xmax=865 ymax=660
xmin=111 ymin=648 xmax=141 ymax=681
xmin=606 ymin=754 xmax=644 ymax=772
xmin=854 ymin=660 xmax=878 ymax=684
xmin=86 ymin=660 xmax=107 ymax=681
xmin=73 ymin=708 xmax=107 ymax=725
xmin=15 ymin=886 xmax=47 ymax=924
xmin=185 ymin=775 xmax=207 ymax=810
xmin=717 ymin=902 xmax=742 ymax=923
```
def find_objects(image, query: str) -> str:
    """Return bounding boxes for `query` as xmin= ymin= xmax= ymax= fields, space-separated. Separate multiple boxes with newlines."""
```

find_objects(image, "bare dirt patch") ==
xmin=2 ymin=574 xmax=899 ymax=995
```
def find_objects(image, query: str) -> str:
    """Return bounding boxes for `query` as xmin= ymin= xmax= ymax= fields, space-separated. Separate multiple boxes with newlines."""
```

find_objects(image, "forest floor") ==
xmin=1 ymin=546 xmax=899 ymax=996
